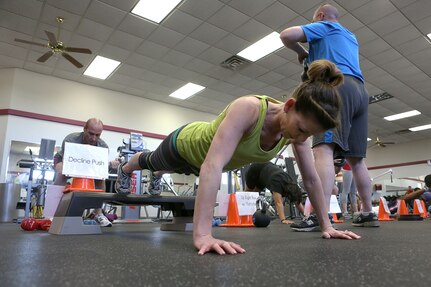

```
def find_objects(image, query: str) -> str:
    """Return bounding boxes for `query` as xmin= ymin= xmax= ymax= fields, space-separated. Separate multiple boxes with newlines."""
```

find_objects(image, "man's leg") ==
xmin=348 ymin=157 xmax=372 ymax=212
xmin=348 ymin=157 xmax=379 ymax=227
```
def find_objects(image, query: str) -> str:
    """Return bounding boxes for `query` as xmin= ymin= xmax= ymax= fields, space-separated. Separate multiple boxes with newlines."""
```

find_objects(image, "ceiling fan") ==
xmin=369 ymin=131 xmax=395 ymax=148
xmin=14 ymin=16 xmax=92 ymax=68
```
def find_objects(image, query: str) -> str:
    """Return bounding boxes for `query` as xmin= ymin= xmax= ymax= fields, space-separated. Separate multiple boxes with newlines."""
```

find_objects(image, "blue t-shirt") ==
xmin=301 ymin=21 xmax=364 ymax=82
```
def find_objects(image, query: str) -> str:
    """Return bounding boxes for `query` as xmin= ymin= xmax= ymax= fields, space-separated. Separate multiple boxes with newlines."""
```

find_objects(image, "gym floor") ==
xmin=1 ymin=219 xmax=430 ymax=287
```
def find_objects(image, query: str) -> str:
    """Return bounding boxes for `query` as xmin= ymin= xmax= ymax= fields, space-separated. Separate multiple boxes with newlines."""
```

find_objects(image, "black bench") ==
xmin=49 ymin=191 xmax=195 ymax=235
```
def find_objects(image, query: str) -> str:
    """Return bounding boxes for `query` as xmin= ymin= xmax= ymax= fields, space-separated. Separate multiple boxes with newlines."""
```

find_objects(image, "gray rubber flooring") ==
xmin=1 ymin=218 xmax=430 ymax=287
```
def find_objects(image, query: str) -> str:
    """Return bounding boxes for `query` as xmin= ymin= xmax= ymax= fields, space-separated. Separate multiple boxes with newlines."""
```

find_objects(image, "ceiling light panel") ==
xmin=384 ymin=110 xmax=421 ymax=121
xmin=84 ymin=56 xmax=121 ymax=80
xmin=131 ymin=0 xmax=182 ymax=24
xmin=169 ymin=83 xmax=205 ymax=100
xmin=409 ymin=124 xmax=431 ymax=132
xmin=237 ymin=32 xmax=284 ymax=62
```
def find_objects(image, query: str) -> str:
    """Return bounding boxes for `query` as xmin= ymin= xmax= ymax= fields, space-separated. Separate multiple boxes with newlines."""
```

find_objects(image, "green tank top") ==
xmin=176 ymin=95 xmax=289 ymax=171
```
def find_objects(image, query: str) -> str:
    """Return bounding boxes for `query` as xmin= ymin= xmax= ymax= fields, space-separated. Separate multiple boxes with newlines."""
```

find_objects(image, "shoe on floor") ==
xmin=149 ymin=174 xmax=162 ymax=195
xmin=94 ymin=213 xmax=112 ymax=227
xmin=343 ymin=212 xmax=352 ymax=220
xmin=352 ymin=211 xmax=379 ymax=227
xmin=115 ymin=162 xmax=132 ymax=194
xmin=291 ymin=214 xmax=320 ymax=232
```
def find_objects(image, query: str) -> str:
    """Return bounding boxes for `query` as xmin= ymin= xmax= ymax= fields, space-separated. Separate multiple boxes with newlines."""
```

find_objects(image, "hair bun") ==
xmin=306 ymin=60 xmax=344 ymax=87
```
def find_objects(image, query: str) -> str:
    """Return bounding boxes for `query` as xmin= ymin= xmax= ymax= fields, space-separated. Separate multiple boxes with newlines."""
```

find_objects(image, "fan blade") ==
xmin=64 ymin=47 xmax=92 ymax=54
xmin=15 ymin=38 xmax=47 ymax=48
xmin=45 ymin=30 xmax=57 ymax=46
xmin=62 ymin=53 xmax=83 ymax=68
xmin=37 ymin=51 xmax=54 ymax=62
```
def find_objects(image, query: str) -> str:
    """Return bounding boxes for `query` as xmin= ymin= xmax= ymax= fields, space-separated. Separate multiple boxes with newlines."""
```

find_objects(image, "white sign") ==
xmin=235 ymin=191 xmax=259 ymax=216
xmin=380 ymin=197 xmax=391 ymax=213
xmin=62 ymin=142 xmax=109 ymax=179
xmin=329 ymin=194 xmax=342 ymax=213
xmin=414 ymin=199 xmax=424 ymax=213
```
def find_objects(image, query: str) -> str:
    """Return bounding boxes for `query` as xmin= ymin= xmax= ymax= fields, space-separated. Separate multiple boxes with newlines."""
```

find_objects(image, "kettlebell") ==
xmin=253 ymin=197 xmax=271 ymax=227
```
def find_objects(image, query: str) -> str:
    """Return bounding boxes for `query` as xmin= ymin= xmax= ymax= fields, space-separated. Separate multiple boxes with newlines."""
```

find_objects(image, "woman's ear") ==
xmin=284 ymin=98 xmax=296 ymax=112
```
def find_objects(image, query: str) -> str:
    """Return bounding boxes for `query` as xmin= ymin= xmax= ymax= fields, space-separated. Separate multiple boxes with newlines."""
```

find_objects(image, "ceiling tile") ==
xmin=0 ymin=10 xmax=38 ymax=35
xmin=108 ymin=30 xmax=143 ymax=51
xmin=396 ymin=36 xmax=430 ymax=55
xmin=368 ymin=11 xmax=411 ymax=36
xmin=85 ymin=0 xmax=128 ymax=28
xmin=360 ymin=38 xmax=392 ymax=58
xmin=97 ymin=0 xmax=138 ymax=12
xmin=189 ymin=22 xmax=229 ymax=46
xmin=414 ymin=15 xmax=431 ymax=35
xmin=213 ymin=33 xmax=249 ymax=55
xmin=99 ymin=44 xmax=131 ymax=62
xmin=135 ymin=40 xmax=169 ymax=59
xmin=354 ymin=26 xmax=379 ymax=45
xmin=162 ymin=49 xmax=194 ymax=67
xmin=399 ymin=0 xmax=431 ymax=22
xmin=207 ymin=5 xmax=250 ymax=32
xmin=76 ymin=18 xmax=113 ymax=42
xmin=254 ymin=2 xmax=297 ymax=30
xmin=118 ymin=14 xmax=157 ymax=39
xmin=351 ymin=0 xmax=397 ymax=25
xmin=278 ymin=0 xmax=323 ymax=14
xmin=338 ymin=13 xmax=365 ymax=32
xmin=46 ymin=0 xmax=91 ymax=15
xmin=382 ymin=25 xmax=423 ymax=47
xmin=0 ymin=0 xmax=43 ymax=20
xmin=179 ymin=0 xmax=224 ymax=21
xmin=233 ymin=19 xmax=272 ymax=42
xmin=147 ymin=26 xmax=185 ymax=49
xmin=174 ymin=37 xmax=210 ymax=57
xmin=183 ymin=57 xmax=213 ymax=74
xmin=228 ymin=0 xmax=276 ymax=17
xmin=163 ymin=10 xmax=203 ymax=35
xmin=124 ymin=53 xmax=156 ymax=69
xmin=197 ymin=46 xmax=232 ymax=65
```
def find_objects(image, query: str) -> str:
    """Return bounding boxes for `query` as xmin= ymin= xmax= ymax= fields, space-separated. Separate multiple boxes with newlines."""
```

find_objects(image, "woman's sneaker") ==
xmin=290 ymin=214 xmax=320 ymax=232
xmin=149 ymin=174 xmax=162 ymax=195
xmin=115 ymin=162 xmax=132 ymax=194
xmin=352 ymin=211 xmax=379 ymax=227
xmin=94 ymin=213 xmax=112 ymax=227
xmin=290 ymin=213 xmax=335 ymax=232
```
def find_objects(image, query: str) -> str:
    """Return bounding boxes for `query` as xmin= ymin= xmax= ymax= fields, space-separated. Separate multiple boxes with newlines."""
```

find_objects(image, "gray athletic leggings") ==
xmin=137 ymin=126 xmax=200 ymax=176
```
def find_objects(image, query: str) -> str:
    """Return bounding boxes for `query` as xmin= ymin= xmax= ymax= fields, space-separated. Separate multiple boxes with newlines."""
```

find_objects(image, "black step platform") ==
xmin=49 ymin=191 xmax=195 ymax=235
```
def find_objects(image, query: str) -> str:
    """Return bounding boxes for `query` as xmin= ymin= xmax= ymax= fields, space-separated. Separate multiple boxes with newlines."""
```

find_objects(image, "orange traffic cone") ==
xmin=413 ymin=199 xmax=428 ymax=218
xmin=332 ymin=213 xmax=344 ymax=223
xmin=219 ymin=193 xmax=254 ymax=227
xmin=396 ymin=199 xmax=410 ymax=220
xmin=64 ymin=177 xmax=104 ymax=193
xmin=378 ymin=197 xmax=394 ymax=221
xmin=421 ymin=200 xmax=428 ymax=218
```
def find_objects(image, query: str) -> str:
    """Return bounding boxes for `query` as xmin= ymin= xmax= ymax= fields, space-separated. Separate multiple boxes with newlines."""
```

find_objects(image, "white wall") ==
xmin=366 ymin=138 xmax=431 ymax=181
xmin=0 ymin=68 xmax=217 ymax=181
xmin=9 ymin=68 xmax=215 ymax=135
xmin=0 ymin=68 xmax=14 ymax=107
